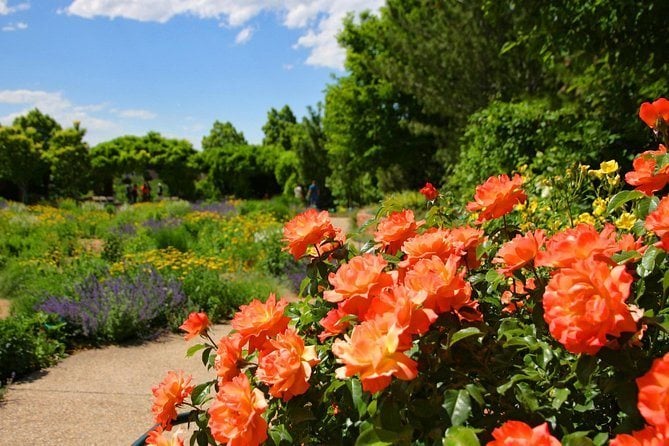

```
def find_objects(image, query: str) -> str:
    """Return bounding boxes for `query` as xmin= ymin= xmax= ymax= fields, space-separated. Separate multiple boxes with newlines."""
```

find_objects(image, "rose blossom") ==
xmin=466 ymin=174 xmax=527 ymax=223
xmin=151 ymin=370 xmax=194 ymax=428
xmin=487 ymin=421 xmax=560 ymax=446
xmin=543 ymin=258 xmax=637 ymax=355
xmin=208 ymin=373 xmax=268 ymax=446
xmin=231 ymin=294 xmax=290 ymax=353
xmin=179 ymin=312 xmax=211 ymax=341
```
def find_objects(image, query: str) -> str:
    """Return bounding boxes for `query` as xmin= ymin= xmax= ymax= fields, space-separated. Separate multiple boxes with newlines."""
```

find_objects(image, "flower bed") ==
xmin=148 ymin=99 xmax=669 ymax=445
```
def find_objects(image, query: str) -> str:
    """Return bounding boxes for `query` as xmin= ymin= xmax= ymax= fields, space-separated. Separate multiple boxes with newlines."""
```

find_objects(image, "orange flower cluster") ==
xmin=467 ymin=173 xmax=527 ymax=223
xmin=646 ymin=195 xmax=669 ymax=250
xmin=282 ymin=208 xmax=343 ymax=259
xmin=151 ymin=370 xmax=194 ymax=428
xmin=204 ymin=294 xmax=318 ymax=445
xmin=487 ymin=421 xmax=560 ymax=446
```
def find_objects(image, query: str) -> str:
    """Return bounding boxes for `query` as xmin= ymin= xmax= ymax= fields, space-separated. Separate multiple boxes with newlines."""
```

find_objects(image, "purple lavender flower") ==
xmin=191 ymin=201 xmax=236 ymax=216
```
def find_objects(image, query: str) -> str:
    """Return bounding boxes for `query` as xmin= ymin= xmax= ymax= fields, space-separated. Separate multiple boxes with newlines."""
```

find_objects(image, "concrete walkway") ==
xmin=0 ymin=325 xmax=231 ymax=445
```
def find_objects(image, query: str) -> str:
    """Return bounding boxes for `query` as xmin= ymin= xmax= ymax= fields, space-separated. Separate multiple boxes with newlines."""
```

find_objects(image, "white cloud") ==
xmin=234 ymin=26 xmax=254 ymax=45
xmin=2 ymin=21 xmax=27 ymax=31
xmin=0 ymin=1 xmax=29 ymax=15
xmin=116 ymin=108 xmax=157 ymax=120
xmin=65 ymin=0 xmax=383 ymax=69
xmin=0 ymin=89 xmax=164 ymax=144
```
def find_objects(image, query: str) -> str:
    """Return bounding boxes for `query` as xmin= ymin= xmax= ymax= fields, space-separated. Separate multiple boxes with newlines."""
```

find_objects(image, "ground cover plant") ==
xmin=0 ymin=198 xmax=299 ymax=385
xmin=148 ymin=99 xmax=669 ymax=445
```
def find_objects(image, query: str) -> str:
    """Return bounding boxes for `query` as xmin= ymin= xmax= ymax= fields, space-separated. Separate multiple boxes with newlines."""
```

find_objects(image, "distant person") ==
xmin=306 ymin=180 xmax=319 ymax=208
xmin=157 ymin=183 xmax=164 ymax=198
xmin=141 ymin=182 xmax=151 ymax=202
xmin=131 ymin=184 xmax=139 ymax=203
xmin=293 ymin=184 xmax=304 ymax=203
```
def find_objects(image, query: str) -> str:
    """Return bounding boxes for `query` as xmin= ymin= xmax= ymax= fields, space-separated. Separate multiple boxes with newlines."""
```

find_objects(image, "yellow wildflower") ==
xmin=576 ymin=213 xmax=597 ymax=226
xmin=615 ymin=212 xmax=637 ymax=231
xmin=592 ymin=197 xmax=608 ymax=217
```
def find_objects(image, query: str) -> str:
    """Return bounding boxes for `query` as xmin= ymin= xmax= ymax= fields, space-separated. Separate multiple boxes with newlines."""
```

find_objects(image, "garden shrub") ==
xmin=0 ymin=313 xmax=66 ymax=384
xmin=448 ymin=99 xmax=617 ymax=199
xmin=182 ymin=270 xmax=284 ymax=321
xmin=39 ymin=268 xmax=187 ymax=343
xmin=237 ymin=195 xmax=295 ymax=221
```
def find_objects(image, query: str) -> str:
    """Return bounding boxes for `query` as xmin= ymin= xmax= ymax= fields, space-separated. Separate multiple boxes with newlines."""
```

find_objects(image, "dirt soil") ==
xmin=0 ymin=299 xmax=10 ymax=319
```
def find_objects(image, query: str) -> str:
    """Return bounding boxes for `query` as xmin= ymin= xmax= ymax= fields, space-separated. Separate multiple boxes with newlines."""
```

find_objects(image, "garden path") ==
xmin=0 ymin=324 xmax=231 ymax=445
xmin=0 ymin=299 xmax=9 ymax=319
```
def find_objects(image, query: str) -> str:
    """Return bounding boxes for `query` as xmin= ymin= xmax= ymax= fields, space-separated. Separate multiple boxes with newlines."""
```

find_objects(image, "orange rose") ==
xmin=637 ymin=353 xmax=669 ymax=436
xmin=419 ymin=182 xmax=439 ymax=201
xmin=535 ymin=224 xmax=619 ymax=269
xmin=282 ymin=208 xmax=337 ymax=259
xmin=332 ymin=319 xmax=418 ymax=393
xmin=404 ymin=255 xmax=473 ymax=314
xmin=208 ymin=373 xmax=268 ymax=446
xmin=318 ymin=307 xmax=352 ymax=342
xmin=466 ymin=174 xmax=527 ymax=223
xmin=215 ymin=333 xmax=243 ymax=383
xmin=231 ymin=294 xmax=290 ymax=353
xmin=639 ymin=98 xmax=669 ymax=129
xmin=146 ymin=426 xmax=184 ymax=446
xmin=151 ymin=370 xmax=194 ymax=428
xmin=487 ymin=421 xmax=560 ymax=446
xmin=493 ymin=230 xmax=545 ymax=276
xmin=374 ymin=209 xmax=424 ymax=254
xmin=179 ymin=312 xmax=210 ymax=341
xmin=256 ymin=329 xmax=319 ymax=401
xmin=625 ymin=146 xmax=669 ymax=196
xmin=323 ymin=253 xmax=395 ymax=317
xmin=364 ymin=285 xmax=437 ymax=340
xmin=448 ymin=225 xmax=486 ymax=269
xmin=646 ymin=195 xmax=669 ymax=238
xmin=611 ymin=426 xmax=665 ymax=446
xmin=543 ymin=258 xmax=637 ymax=355
xmin=399 ymin=228 xmax=464 ymax=270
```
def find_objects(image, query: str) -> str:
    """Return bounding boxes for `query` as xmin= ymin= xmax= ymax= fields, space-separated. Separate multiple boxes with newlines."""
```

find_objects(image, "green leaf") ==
xmin=191 ymin=381 xmax=214 ymax=406
xmin=442 ymin=426 xmax=481 ymax=446
xmin=663 ymin=269 xmax=669 ymax=293
xmin=637 ymin=245 xmax=661 ymax=278
xmin=355 ymin=424 xmax=396 ymax=446
xmin=347 ymin=378 xmax=367 ymax=418
xmin=185 ymin=343 xmax=206 ymax=358
xmin=465 ymin=383 xmax=485 ymax=406
xmin=611 ymin=250 xmax=641 ymax=265
xmin=447 ymin=327 xmax=484 ymax=349
xmin=268 ymin=424 xmax=294 ymax=446
xmin=550 ymin=387 xmax=570 ymax=410
xmin=607 ymin=190 xmax=645 ymax=214
xmin=200 ymin=346 xmax=213 ymax=368
xmin=442 ymin=389 xmax=472 ymax=426
xmin=561 ymin=432 xmax=595 ymax=446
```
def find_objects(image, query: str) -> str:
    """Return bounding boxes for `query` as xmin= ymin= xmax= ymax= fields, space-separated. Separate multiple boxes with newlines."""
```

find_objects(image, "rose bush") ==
xmin=148 ymin=99 xmax=669 ymax=445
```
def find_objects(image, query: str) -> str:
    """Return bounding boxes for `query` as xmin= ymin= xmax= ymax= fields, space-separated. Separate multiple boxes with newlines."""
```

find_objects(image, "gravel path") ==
xmin=0 ymin=325 xmax=231 ymax=445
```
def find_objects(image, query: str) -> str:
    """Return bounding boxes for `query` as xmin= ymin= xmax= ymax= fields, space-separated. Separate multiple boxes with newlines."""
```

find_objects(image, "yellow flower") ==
xmin=599 ymin=160 xmax=619 ymax=175
xmin=576 ymin=213 xmax=597 ymax=226
xmin=592 ymin=197 xmax=608 ymax=217
xmin=607 ymin=174 xmax=620 ymax=187
xmin=615 ymin=212 xmax=637 ymax=231
xmin=579 ymin=164 xmax=590 ymax=174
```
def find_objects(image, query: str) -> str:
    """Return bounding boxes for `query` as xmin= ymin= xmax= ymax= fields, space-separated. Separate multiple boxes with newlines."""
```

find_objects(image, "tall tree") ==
xmin=45 ymin=122 xmax=92 ymax=197
xmin=0 ymin=126 xmax=43 ymax=202
xmin=201 ymin=121 xmax=247 ymax=150
xmin=262 ymin=106 xmax=297 ymax=150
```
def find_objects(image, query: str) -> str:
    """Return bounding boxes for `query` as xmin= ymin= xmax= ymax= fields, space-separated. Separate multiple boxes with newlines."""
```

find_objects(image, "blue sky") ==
xmin=0 ymin=0 xmax=382 ymax=147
